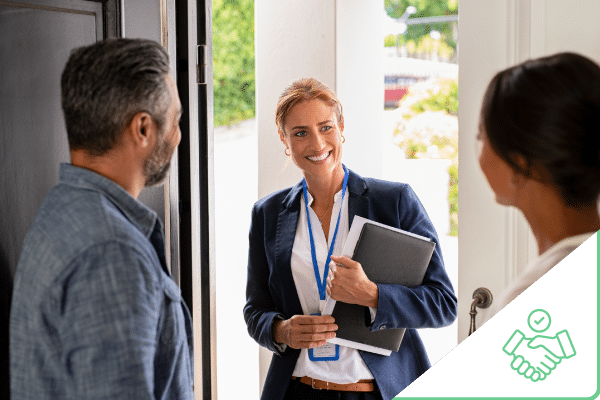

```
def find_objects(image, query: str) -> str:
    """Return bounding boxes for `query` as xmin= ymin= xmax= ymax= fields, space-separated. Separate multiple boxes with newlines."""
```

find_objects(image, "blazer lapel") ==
xmin=274 ymin=182 xmax=304 ymax=316
xmin=347 ymin=168 xmax=370 ymax=226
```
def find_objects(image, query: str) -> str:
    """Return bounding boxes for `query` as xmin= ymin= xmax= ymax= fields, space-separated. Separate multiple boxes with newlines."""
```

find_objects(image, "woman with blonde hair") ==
xmin=244 ymin=77 xmax=457 ymax=400
xmin=478 ymin=52 xmax=600 ymax=321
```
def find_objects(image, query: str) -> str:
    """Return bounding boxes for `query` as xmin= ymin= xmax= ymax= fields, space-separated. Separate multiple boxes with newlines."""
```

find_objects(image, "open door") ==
xmin=174 ymin=0 xmax=216 ymax=397
xmin=0 ymin=0 xmax=121 ymax=393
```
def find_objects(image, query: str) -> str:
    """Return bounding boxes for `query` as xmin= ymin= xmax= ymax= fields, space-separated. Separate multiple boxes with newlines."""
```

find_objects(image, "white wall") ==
xmin=335 ymin=2 xmax=384 ymax=180
xmin=458 ymin=0 xmax=600 ymax=342
xmin=255 ymin=0 xmax=383 ymax=394
xmin=256 ymin=0 xmax=337 ymax=198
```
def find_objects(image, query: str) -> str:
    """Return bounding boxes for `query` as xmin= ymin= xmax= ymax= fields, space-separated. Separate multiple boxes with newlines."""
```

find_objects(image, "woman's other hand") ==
xmin=327 ymin=255 xmax=379 ymax=308
xmin=272 ymin=315 xmax=337 ymax=349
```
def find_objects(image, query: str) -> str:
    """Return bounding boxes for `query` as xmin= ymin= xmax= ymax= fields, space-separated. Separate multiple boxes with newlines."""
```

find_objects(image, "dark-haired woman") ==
xmin=478 ymin=52 xmax=600 ymax=321
xmin=244 ymin=77 xmax=457 ymax=400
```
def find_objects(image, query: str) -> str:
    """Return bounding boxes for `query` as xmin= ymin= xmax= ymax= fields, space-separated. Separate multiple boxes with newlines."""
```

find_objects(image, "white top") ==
xmin=290 ymin=188 xmax=374 ymax=383
xmin=482 ymin=232 xmax=594 ymax=324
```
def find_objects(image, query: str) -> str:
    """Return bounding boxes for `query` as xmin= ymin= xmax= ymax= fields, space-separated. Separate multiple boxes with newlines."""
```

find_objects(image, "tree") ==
xmin=212 ymin=0 xmax=255 ymax=127
xmin=385 ymin=0 xmax=458 ymax=57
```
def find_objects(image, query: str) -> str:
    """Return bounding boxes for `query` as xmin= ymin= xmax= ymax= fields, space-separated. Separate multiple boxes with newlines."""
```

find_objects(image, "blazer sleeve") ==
xmin=370 ymin=184 xmax=457 ymax=331
xmin=243 ymin=203 xmax=286 ymax=355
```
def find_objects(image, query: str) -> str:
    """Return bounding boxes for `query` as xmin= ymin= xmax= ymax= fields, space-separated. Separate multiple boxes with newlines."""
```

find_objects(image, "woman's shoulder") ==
xmin=348 ymin=168 xmax=407 ymax=190
xmin=364 ymin=176 xmax=410 ymax=192
xmin=354 ymin=173 xmax=413 ymax=199
xmin=252 ymin=184 xmax=300 ymax=212
xmin=351 ymin=172 xmax=427 ymax=219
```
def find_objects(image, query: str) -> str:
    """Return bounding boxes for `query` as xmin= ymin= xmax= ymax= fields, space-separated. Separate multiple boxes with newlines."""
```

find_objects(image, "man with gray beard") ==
xmin=10 ymin=38 xmax=192 ymax=400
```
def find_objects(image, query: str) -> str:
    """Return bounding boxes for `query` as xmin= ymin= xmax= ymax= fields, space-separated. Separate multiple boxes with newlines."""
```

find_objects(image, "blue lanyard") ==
xmin=302 ymin=166 xmax=349 ymax=301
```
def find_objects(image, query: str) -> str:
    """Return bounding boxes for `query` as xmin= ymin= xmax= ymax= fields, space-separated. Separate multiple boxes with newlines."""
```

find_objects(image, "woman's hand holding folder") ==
xmin=326 ymin=255 xmax=379 ymax=309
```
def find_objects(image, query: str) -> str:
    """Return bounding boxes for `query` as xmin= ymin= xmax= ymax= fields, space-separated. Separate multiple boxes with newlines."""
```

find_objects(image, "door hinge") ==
xmin=197 ymin=45 xmax=207 ymax=85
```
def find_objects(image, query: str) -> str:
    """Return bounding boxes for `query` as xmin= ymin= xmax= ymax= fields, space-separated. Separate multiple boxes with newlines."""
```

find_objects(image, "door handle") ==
xmin=468 ymin=287 xmax=493 ymax=336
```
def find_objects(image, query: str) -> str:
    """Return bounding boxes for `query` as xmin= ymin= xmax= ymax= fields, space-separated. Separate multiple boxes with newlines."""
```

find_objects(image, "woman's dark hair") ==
xmin=61 ymin=38 xmax=171 ymax=156
xmin=480 ymin=52 xmax=600 ymax=206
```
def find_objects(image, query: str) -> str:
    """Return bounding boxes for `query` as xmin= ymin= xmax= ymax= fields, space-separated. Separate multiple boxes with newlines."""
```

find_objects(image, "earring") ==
xmin=285 ymin=148 xmax=290 ymax=157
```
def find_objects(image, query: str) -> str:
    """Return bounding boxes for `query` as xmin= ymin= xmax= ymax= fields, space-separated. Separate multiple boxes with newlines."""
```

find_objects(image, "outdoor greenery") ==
xmin=384 ymin=34 xmax=397 ymax=48
xmin=212 ymin=0 xmax=255 ymax=127
xmin=447 ymin=161 xmax=458 ymax=237
xmin=385 ymin=0 xmax=458 ymax=61
xmin=411 ymin=77 xmax=458 ymax=116
xmin=393 ymin=77 xmax=459 ymax=236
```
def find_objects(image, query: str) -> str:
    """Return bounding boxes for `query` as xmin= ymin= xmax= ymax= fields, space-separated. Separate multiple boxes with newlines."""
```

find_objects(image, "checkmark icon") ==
xmin=528 ymin=309 xmax=551 ymax=333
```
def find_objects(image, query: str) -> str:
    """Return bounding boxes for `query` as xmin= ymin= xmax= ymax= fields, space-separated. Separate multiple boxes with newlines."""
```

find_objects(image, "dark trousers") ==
xmin=283 ymin=379 xmax=383 ymax=400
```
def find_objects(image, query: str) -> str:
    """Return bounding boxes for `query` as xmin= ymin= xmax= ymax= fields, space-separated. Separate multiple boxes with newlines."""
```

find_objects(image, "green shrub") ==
xmin=411 ymin=78 xmax=458 ymax=116
xmin=447 ymin=161 xmax=458 ymax=236
xmin=212 ymin=0 xmax=255 ymax=127
xmin=385 ymin=34 xmax=397 ymax=48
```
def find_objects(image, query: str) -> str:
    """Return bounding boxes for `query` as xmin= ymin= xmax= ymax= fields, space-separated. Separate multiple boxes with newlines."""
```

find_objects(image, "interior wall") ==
xmin=541 ymin=0 xmax=600 ymax=56
xmin=335 ymin=1 xmax=384 ymax=180
xmin=256 ymin=0 xmax=337 ymax=199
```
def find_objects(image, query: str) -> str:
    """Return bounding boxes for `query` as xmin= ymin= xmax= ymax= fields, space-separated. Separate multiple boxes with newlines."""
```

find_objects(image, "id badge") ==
xmin=309 ymin=312 xmax=339 ymax=361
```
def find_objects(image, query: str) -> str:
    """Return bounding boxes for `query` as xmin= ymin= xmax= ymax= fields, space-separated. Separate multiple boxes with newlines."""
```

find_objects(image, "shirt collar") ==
xmin=59 ymin=163 xmax=159 ymax=238
xmin=284 ymin=165 xmax=364 ymax=210
xmin=304 ymin=188 xmax=344 ymax=207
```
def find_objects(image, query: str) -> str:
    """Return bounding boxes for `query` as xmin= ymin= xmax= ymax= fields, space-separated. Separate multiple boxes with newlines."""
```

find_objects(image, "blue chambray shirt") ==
xmin=10 ymin=163 xmax=194 ymax=400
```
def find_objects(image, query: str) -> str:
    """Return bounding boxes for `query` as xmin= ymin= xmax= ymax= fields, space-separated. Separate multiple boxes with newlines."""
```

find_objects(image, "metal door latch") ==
xmin=468 ymin=287 xmax=493 ymax=336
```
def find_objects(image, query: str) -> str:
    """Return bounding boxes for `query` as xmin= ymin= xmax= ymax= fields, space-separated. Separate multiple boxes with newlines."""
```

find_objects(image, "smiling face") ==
xmin=279 ymin=99 xmax=344 ymax=183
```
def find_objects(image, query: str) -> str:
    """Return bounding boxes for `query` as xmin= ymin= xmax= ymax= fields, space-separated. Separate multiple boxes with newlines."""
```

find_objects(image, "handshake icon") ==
xmin=503 ymin=309 xmax=576 ymax=382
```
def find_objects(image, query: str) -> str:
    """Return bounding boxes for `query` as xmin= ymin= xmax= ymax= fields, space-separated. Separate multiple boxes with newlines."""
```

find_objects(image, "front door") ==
xmin=0 ymin=0 xmax=120 ymax=392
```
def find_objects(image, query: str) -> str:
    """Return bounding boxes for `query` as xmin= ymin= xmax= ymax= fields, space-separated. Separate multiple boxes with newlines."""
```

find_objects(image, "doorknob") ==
xmin=468 ymin=287 xmax=493 ymax=336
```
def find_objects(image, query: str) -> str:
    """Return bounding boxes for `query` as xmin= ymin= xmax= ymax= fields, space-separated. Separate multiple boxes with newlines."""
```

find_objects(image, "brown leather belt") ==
xmin=292 ymin=376 xmax=375 ymax=392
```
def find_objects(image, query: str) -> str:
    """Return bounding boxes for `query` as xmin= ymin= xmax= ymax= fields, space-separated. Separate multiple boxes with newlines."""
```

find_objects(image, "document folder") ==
xmin=323 ymin=216 xmax=435 ymax=353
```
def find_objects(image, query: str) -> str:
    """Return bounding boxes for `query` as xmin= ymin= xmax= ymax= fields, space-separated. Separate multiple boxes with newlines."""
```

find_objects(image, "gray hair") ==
xmin=61 ymin=38 xmax=171 ymax=156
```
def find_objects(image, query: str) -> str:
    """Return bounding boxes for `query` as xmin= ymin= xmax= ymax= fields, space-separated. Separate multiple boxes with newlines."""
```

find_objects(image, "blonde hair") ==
xmin=275 ymin=77 xmax=343 ymax=134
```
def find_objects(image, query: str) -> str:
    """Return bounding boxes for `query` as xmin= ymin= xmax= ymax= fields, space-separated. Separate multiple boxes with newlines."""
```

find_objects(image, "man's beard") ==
xmin=143 ymin=134 xmax=174 ymax=187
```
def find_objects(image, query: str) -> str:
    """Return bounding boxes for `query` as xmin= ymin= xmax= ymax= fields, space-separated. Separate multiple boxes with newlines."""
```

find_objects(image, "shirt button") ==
xmin=379 ymin=325 xmax=386 ymax=330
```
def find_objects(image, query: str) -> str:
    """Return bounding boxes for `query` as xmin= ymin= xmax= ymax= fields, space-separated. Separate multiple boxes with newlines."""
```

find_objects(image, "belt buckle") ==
xmin=310 ymin=378 xmax=328 ymax=390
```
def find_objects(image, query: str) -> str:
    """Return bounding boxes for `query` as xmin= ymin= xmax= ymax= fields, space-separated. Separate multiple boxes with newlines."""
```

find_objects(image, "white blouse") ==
xmin=290 ymin=188 xmax=374 ymax=383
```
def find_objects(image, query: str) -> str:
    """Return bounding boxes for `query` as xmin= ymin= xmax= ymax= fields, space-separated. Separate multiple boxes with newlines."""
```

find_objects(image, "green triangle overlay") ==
xmin=396 ymin=233 xmax=600 ymax=400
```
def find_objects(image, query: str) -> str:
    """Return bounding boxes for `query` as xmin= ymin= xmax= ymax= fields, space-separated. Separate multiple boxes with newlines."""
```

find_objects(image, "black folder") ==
xmin=331 ymin=221 xmax=436 ymax=352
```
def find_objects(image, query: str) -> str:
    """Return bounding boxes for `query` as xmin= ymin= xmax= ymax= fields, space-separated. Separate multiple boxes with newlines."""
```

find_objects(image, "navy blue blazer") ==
xmin=244 ymin=168 xmax=457 ymax=400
